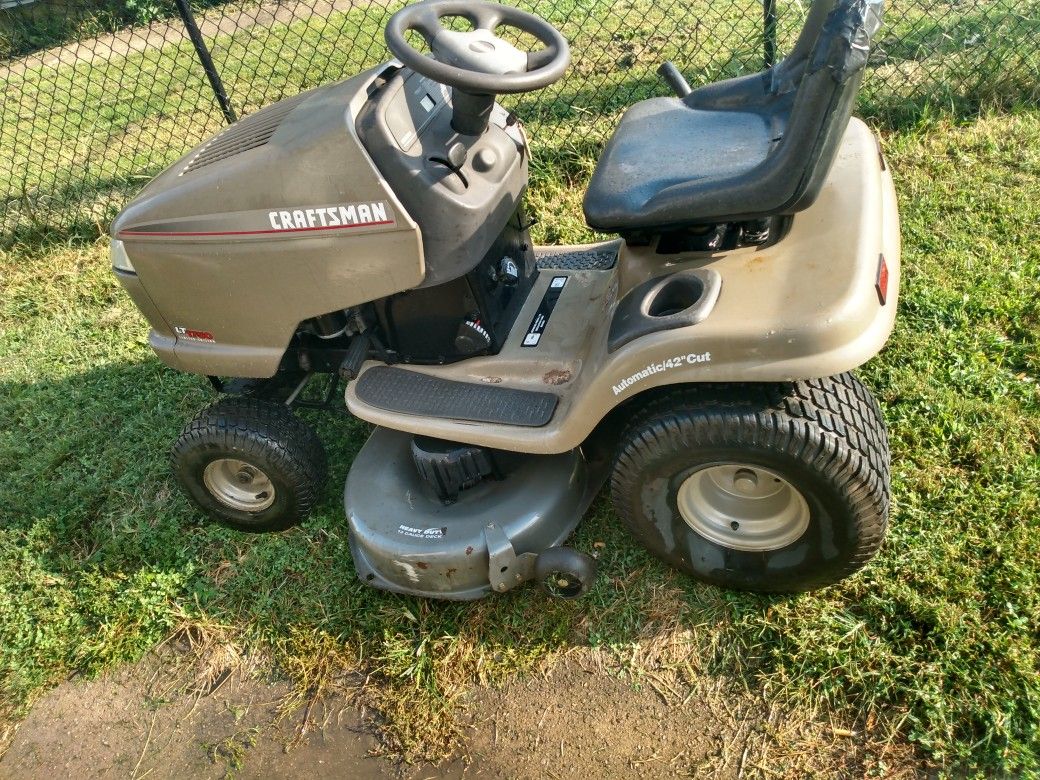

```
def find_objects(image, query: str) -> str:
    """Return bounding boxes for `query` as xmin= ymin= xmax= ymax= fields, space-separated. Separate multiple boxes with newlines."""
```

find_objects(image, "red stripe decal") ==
xmin=119 ymin=220 xmax=395 ymax=238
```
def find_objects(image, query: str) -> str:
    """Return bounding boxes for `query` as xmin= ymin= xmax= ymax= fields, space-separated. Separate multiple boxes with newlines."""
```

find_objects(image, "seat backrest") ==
xmin=767 ymin=0 xmax=885 ymax=213
xmin=662 ymin=0 xmax=884 ymax=224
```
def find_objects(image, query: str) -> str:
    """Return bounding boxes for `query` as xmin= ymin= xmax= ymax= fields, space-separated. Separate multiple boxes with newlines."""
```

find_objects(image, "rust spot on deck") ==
xmin=416 ymin=561 xmax=429 ymax=570
xmin=543 ymin=368 xmax=572 ymax=385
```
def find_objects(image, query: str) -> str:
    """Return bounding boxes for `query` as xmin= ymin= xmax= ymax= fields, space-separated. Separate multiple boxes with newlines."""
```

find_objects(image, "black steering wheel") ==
xmin=385 ymin=0 xmax=570 ymax=95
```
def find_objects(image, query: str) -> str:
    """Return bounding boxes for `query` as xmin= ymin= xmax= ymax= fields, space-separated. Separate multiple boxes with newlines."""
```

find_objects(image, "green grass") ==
xmin=2 ymin=1 xmax=1040 ymax=774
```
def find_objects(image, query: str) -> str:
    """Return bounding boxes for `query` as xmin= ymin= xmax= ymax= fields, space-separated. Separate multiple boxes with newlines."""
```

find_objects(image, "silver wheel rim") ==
xmin=203 ymin=458 xmax=276 ymax=513
xmin=676 ymin=464 xmax=810 ymax=552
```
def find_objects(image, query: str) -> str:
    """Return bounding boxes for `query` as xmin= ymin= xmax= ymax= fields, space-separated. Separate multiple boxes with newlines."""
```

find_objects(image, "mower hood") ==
xmin=110 ymin=67 xmax=424 ymax=378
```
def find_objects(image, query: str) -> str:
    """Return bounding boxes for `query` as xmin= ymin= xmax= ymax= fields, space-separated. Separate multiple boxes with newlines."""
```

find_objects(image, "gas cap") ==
xmin=473 ymin=147 xmax=498 ymax=172
xmin=498 ymin=257 xmax=519 ymax=285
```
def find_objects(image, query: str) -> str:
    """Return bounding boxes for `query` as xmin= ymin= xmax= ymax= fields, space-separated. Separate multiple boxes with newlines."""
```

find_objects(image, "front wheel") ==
xmin=609 ymin=374 xmax=890 ymax=593
xmin=172 ymin=397 xmax=328 ymax=532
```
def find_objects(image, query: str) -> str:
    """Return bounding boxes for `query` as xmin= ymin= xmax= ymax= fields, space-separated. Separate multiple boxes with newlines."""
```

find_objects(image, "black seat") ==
xmin=583 ymin=0 xmax=883 ymax=234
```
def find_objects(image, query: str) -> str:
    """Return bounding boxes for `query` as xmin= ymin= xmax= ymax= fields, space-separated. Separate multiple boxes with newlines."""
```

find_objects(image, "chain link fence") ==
xmin=2 ymin=0 xmax=1038 ymax=241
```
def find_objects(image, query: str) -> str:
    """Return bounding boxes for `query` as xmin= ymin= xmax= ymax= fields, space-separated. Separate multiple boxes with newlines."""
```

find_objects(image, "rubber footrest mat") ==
xmin=535 ymin=248 xmax=617 ymax=270
xmin=355 ymin=366 xmax=559 ymax=427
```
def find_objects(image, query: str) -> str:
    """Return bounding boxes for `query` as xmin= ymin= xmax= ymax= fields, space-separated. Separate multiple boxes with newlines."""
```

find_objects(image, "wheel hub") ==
xmin=203 ymin=458 xmax=276 ymax=513
xmin=676 ymin=464 xmax=809 ymax=552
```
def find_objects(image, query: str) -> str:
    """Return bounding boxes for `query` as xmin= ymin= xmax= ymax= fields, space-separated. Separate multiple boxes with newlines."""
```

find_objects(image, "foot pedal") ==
xmin=354 ymin=366 xmax=558 ymax=427
xmin=338 ymin=332 xmax=370 ymax=380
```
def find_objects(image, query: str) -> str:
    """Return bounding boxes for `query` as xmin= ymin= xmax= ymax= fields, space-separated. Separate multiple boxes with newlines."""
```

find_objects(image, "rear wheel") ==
xmin=172 ymin=397 xmax=328 ymax=532
xmin=609 ymin=374 xmax=889 ymax=592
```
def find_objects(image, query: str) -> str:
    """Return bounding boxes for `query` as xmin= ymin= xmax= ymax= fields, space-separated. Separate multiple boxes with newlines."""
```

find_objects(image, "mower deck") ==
xmin=344 ymin=426 xmax=601 ymax=599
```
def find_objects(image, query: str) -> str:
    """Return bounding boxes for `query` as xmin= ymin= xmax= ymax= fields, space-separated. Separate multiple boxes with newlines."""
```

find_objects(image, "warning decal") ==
xmin=522 ymin=276 xmax=567 ymax=348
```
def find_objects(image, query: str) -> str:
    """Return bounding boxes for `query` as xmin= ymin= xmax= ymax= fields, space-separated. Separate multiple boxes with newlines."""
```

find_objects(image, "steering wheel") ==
xmin=385 ymin=0 xmax=570 ymax=95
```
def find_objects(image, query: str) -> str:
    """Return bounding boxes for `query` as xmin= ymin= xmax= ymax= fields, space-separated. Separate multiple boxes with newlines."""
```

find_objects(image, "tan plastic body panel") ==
xmin=112 ymin=67 xmax=424 ymax=378
xmin=346 ymin=119 xmax=901 ymax=454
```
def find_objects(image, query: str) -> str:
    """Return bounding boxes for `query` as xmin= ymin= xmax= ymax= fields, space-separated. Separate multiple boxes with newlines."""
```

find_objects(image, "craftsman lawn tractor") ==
xmin=111 ymin=0 xmax=898 ymax=599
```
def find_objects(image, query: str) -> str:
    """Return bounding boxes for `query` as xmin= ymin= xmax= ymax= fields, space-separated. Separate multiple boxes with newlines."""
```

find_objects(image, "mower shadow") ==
xmin=0 ymin=356 xmax=783 ymax=689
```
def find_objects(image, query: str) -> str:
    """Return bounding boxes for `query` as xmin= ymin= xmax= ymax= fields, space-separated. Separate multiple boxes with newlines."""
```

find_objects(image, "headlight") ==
xmin=110 ymin=239 xmax=135 ymax=274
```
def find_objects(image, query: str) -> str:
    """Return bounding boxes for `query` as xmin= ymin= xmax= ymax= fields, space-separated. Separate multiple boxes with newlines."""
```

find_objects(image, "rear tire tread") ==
xmin=610 ymin=374 xmax=889 ymax=592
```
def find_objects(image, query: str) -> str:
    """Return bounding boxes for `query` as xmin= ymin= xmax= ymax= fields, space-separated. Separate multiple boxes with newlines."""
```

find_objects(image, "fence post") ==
xmin=174 ymin=0 xmax=237 ymax=124
xmin=762 ymin=0 xmax=778 ymax=68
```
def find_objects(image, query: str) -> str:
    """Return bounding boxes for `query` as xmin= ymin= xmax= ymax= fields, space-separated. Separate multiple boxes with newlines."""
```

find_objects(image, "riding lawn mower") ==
xmin=111 ymin=0 xmax=898 ymax=599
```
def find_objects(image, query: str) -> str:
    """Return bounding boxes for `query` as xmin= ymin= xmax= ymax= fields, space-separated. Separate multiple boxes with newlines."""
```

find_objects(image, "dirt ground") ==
xmin=0 ymin=650 xmax=923 ymax=780
xmin=0 ymin=650 xmax=405 ymax=780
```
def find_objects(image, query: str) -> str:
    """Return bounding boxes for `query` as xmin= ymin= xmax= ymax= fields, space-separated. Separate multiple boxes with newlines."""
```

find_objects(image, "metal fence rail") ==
xmin=2 ymin=0 xmax=1038 ymax=240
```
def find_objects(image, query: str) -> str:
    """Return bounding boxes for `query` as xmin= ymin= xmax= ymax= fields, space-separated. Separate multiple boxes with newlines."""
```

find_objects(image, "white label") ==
xmin=266 ymin=201 xmax=392 ymax=231
xmin=397 ymin=524 xmax=445 ymax=539
xmin=611 ymin=352 xmax=712 ymax=396
xmin=521 ymin=276 xmax=567 ymax=348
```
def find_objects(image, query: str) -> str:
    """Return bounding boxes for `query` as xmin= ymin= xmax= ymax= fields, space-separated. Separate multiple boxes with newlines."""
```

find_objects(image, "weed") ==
xmin=205 ymin=726 xmax=260 ymax=775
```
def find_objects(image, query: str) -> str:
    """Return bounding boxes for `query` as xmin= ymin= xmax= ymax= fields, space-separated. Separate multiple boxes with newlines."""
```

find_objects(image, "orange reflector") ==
xmin=876 ymin=254 xmax=889 ymax=306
